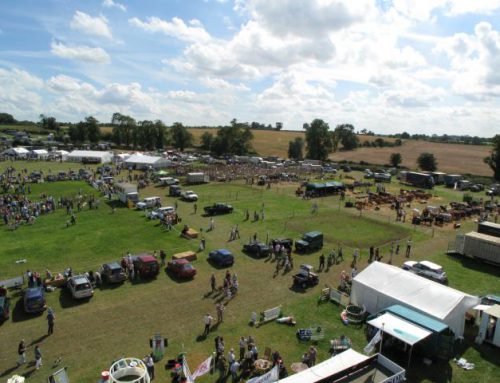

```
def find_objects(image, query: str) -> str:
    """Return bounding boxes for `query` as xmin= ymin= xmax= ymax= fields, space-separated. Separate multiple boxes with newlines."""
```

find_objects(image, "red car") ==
xmin=132 ymin=255 xmax=160 ymax=278
xmin=167 ymin=259 xmax=197 ymax=279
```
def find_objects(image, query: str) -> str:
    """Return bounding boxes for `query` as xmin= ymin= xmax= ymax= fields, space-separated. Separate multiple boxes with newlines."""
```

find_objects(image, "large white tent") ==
xmin=66 ymin=150 xmax=113 ymax=164
xmin=3 ymin=147 xmax=30 ymax=158
xmin=31 ymin=149 xmax=49 ymax=159
xmin=351 ymin=262 xmax=480 ymax=338
xmin=124 ymin=154 xmax=170 ymax=169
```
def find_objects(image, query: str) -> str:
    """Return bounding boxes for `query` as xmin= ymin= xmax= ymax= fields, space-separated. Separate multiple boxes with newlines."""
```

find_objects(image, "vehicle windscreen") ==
xmin=76 ymin=283 xmax=91 ymax=291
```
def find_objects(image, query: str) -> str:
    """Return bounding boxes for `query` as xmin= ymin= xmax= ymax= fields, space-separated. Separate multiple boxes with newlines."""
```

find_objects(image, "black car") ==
xmin=270 ymin=238 xmax=293 ymax=251
xmin=100 ymin=262 xmax=127 ymax=284
xmin=243 ymin=241 xmax=271 ymax=258
xmin=208 ymin=249 xmax=234 ymax=267
xmin=204 ymin=203 xmax=233 ymax=216
xmin=23 ymin=287 xmax=47 ymax=314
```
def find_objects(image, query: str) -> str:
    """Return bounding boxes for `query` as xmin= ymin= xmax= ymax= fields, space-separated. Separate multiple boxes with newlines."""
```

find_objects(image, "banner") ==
xmin=364 ymin=329 xmax=382 ymax=355
xmin=246 ymin=365 xmax=279 ymax=383
xmin=182 ymin=357 xmax=194 ymax=383
xmin=191 ymin=356 xmax=213 ymax=380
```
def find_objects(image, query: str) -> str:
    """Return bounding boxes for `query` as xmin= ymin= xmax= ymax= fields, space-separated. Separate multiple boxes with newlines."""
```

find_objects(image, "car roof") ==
xmin=172 ymin=259 xmax=189 ymax=265
xmin=305 ymin=231 xmax=322 ymax=237
xmin=217 ymin=249 xmax=232 ymax=255
xmin=144 ymin=196 xmax=160 ymax=201
xmin=158 ymin=206 xmax=174 ymax=211
xmin=404 ymin=261 xmax=417 ymax=266
xmin=419 ymin=260 xmax=442 ymax=270
xmin=105 ymin=262 xmax=121 ymax=269
xmin=138 ymin=255 xmax=157 ymax=262
xmin=72 ymin=275 xmax=89 ymax=284
xmin=25 ymin=287 xmax=43 ymax=297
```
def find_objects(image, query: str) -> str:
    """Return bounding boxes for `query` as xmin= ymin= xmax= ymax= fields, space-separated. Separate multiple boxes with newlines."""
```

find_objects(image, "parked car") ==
xmin=243 ymin=241 xmax=271 ymax=258
xmin=293 ymin=264 xmax=319 ymax=289
xmin=470 ymin=184 xmax=484 ymax=192
xmin=0 ymin=296 xmax=11 ymax=321
xmin=23 ymin=287 xmax=47 ymax=313
xmin=270 ymin=238 xmax=294 ymax=251
xmin=136 ymin=197 xmax=161 ymax=210
xmin=159 ymin=177 xmax=179 ymax=186
xmin=147 ymin=206 xmax=175 ymax=220
xmin=169 ymin=185 xmax=182 ymax=197
xmin=132 ymin=255 xmax=160 ymax=278
xmin=100 ymin=262 xmax=127 ymax=284
xmin=295 ymin=231 xmax=323 ymax=252
xmin=402 ymin=260 xmax=448 ymax=284
xmin=167 ymin=259 xmax=197 ymax=279
xmin=67 ymin=275 xmax=94 ymax=299
xmin=181 ymin=190 xmax=199 ymax=202
xmin=208 ymin=249 xmax=235 ymax=267
xmin=486 ymin=183 xmax=500 ymax=196
xmin=204 ymin=203 xmax=233 ymax=216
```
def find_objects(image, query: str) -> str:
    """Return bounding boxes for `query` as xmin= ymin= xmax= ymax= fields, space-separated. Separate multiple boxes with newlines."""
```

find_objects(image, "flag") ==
xmin=191 ymin=355 xmax=213 ymax=380
xmin=246 ymin=365 xmax=279 ymax=383
xmin=182 ymin=356 xmax=194 ymax=383
xmin=364 ymin=329 xmax=382 ymax=354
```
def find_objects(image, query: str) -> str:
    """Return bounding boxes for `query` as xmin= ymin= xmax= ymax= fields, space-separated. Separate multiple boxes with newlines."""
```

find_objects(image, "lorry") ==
xmin=404 ymin=172 xmax=434 ymax=189
xmin=115 ymin=182 xmax=139 ymax=204
xmin=449 ymin=231 xmax=500 ymax=266
xmin=292 ymin=264 xmax=319 ymax=289
xmin=478 ymin=222 xmax=500 ymax=238
xmin=443 ymin=174 xmax=463 ymax=188
xmin=295 ymin=231 xmax=323 ymax=252
xmin=186 ymin=172 xmax=209 ymax=185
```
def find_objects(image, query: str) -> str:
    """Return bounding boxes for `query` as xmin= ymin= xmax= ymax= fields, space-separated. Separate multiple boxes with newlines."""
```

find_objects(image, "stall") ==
xmin=478 ymin=305 xmax=500 ymax=347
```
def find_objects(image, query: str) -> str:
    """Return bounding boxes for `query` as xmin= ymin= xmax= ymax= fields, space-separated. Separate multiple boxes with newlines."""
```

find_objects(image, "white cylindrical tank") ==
xmin=109 ymin=357 xmax=150 ymax=383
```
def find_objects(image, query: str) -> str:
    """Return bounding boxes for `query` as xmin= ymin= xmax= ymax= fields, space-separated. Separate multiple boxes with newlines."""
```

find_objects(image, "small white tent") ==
xmin=351 ymin=262 xmax=479 ymax=338
xmin=4 ymin=147 xmax=30 ymax=158
xmin=32 ymin=149 xmax=49 ymax=159
xmin=66 ymin=150 xmax=113 ymax=164
xmin=124 ymin=154 xmax=170 ymax=169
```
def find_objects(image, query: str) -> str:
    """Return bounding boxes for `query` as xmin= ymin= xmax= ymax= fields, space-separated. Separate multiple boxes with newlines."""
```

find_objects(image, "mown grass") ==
xmin=0 ymin=163 xmax=498 ymax=383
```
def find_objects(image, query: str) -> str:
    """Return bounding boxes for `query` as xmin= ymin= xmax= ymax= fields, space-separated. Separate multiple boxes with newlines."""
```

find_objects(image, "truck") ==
xmin=115 ymin=182 xmax=139 ymax=204
xmin=373 ymin=172 xmax=392 ymax=182
xmin=404 ymin=172 xmax=434 ymax=189
xmin=478 ymin=222 xmax=500 ymax=238
xmin=443 ymin=174 xmax=462 ymax=188
xmin=186 ymin=172 xmax=209 ymax=185
xmin=292 ymin=264 xmax=319 ymax=289
xmin=449 ymin=232 xmax=500 ymax=266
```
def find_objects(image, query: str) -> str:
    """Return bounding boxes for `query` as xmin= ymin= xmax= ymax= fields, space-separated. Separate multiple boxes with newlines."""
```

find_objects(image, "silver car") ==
xmin=402 ymin=261 xmax=448 ymax=284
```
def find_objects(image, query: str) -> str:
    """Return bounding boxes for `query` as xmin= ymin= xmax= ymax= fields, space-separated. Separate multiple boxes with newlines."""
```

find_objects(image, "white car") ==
xmin=181 ymin=190 xmax=198 ymax=202
xmin=136 ymin=196 xmax=161 ymax=210
xmin=159 ymin=177 xmax=179 ymax=186
xmin=67 ymin=275 xmax=94 ymax=299
xmin=402 ymin=260 xmax=448 ymax=284
xmin=148 ymin=206 xmax=175 ymax=220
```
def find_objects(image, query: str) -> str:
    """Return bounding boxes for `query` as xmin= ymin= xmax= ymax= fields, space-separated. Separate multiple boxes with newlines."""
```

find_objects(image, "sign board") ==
xmin=48 ymin=368 xmax=69 ymax=383
xmin=330 ymin=289 xmax=350 ymax=306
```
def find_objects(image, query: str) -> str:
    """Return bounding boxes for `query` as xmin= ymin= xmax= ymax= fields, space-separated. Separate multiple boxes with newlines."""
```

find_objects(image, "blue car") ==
xmin=0 ymin=296 xmax=10 ymax=321
xmin=23 ymin=287 xmax=47 ymax=314
xmin=208 ymin=249 xmax=234 ymax=267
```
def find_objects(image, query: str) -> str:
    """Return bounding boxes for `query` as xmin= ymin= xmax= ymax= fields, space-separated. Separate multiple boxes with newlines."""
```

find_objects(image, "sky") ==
xmin=1 ymin=0 xmax=500 ymax=136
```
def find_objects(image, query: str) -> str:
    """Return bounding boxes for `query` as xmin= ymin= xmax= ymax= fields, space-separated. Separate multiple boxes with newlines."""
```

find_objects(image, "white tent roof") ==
xmin=351 ymin=262 xmax=480 ymax=337
xmin=368 ymin=313 xmax=432 ymax=346
xmin=68 ymin=150 xmax=111 ymax=158
xmin=10 ymin=147 xmax=30 ymax=154
xmin=125 ymin=154 xmax=163 ymax=164
xmin=486 ymin=305 xmax=500 ymax=319
xmin=32 ymin=149 xmax=48 ymax=155
xmin=280 ymin=349 xmax=369 ymax=383
xmin=54 ymin=150 xmax=69 ymax=155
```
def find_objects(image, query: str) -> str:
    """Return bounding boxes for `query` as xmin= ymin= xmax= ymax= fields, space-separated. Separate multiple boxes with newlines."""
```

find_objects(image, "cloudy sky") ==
xmin=1 ymin=0 xmax=500 ymax=136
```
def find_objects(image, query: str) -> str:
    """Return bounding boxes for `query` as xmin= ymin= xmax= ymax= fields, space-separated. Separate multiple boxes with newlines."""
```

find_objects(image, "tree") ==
xmin=171 ymin=122 xmax=193 ymax=151
xmin=85 ymin=116 xmax=100 ymax=144
xmin=0 ymin=113 xmax=16 ymax=124
xmin=155 ymin=120 xmax=168 ymax=150
xmin=211 ymin=119 xmax=254 ymax=156
xmin=390 ymin=153 xmax=402 ymax=168
xmin=111 ymin=113 xmax=135 ymax=147
xmin=417 ymin=152 xmax=437 ymax=171
xmin=200 ymin=132 xmax=214 ymax=151
xmin=401 ymin=132 xmax=410 ymax=139
xmin=333 ymin=124 xmax=358 ymax=150
xmin=276 ymin=122 xmax=283 ymax=131
xmin=305 ymin=119 xmax=333 ymax=160
xmin=484 ymin=134 xmax=500 ymax=181
xmin=288 ymin=137 xmax=304 ymax=160
xmin=39 ymin=114 xmax=59 ymax=131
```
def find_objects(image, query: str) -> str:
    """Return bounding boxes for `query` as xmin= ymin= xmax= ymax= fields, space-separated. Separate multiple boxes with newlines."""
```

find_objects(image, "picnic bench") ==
xmin=172 ymin=251 xmax=197 ymax=262
xmin=182 ymin=228 xmax=198 ymax=239
xmin=330 ymin=337 xmax=352 ymax=355
xmin=255 ymin=305 xmax=282 ymax=327
xmin=297 ymin=326 xmax=325 ymax=343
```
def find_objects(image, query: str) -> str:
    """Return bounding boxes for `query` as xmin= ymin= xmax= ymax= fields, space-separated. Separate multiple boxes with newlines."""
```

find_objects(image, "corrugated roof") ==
xmin=385 ymin=305 xmax=448 ymax=333
xmin=465 ymin=231 xmax=500 ymax=245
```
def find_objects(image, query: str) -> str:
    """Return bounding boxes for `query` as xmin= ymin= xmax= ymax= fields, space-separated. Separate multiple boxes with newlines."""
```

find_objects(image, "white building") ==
xmin=66 ymin=150 xmax=113 ymax=164
xmin=124 ymin=153 xmax=170 ymax=169
xmin=3 ymin=147 xmax=30 ymax=158
xmin=351 ymin=262 xmax=480 ymax=338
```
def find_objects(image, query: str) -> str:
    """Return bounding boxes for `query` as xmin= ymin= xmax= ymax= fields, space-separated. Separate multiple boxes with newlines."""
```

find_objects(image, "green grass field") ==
xmin=0 ymin=162 xmax=499 ymax=383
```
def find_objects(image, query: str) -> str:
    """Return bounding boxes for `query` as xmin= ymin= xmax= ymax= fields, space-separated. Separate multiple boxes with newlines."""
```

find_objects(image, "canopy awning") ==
xmin=485 ymin=305 xmax=500 ymax=319
xmin=472 ymin=304 xmax=492 ymax=311
xmin=368 ymin=313 xmax=432 ymax=346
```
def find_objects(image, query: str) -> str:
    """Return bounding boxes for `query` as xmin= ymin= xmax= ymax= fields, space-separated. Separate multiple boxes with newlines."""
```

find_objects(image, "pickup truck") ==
xmin=181 ymin=190 xmax=199 ymax=202
xmin=204 ymin=203 xmax=233 ymax=216
xmin=293 ymin=264 xmax=319 ymax=289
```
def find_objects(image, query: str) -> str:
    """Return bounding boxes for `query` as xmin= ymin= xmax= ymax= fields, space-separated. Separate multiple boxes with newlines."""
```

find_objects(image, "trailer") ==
xmin=115 ymin=182 xmax=139 ymax=204
xmin=186 ymin=172 xmax=209 ymax=185
xmin=404 ymin=172 xmax=434 ymax=189
xmin=450 ymin=232 xmax=500 ymax=266
xmin=443 ymin=174 xmax=462 ymax=188
xmin=478 ymin=222 xmax=500 ymax=238
xmin=431 ymin=172 xmax=446 ymax=185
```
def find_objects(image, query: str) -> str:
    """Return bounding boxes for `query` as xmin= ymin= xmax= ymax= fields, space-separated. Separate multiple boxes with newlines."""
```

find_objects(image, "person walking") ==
xmin=234 ymin=224 xmax=240 ymax=239
xmin=47 ymin=308 xmax=55 ymax=335
xmin=145 ymin=353 xmax=155 ymax=380
xmin=34 ymin=345 xmax=42 ymax=370
xmin=210 ymin=273 xmax=216 ymax=292
xmin=319 ymin=253 xmax=325 ymax=271
xmin=209 ymin=217 xmax=215 ymax=231
xmin=352 ymin=248 xmax=359 ymax=266
xmin=203 ymin=313 xmax=213 ymax=336
xmin=160 ymin=250 xmax=166 ymax=267
xmin=406 ymin=238 xmax=412 ymax=258
xmin=17 ymin=340 xmax=26 ymax=366
xmin=369 ymin=246 xmax=374 ymax=263
xmin=389 ymin=242 xmax=394 ymax=265
xmin=193 ymin=203 xmax=197 ymax=214
xmin=230 ymin=360 xmax=240 ymax=383
xmin=216 ymin=303 xmax=225 ymax=323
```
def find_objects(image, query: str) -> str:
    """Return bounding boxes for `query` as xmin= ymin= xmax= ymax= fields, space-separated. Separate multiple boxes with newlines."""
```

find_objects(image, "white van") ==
xmin=136 ymin=196 xmax=161 ymax=210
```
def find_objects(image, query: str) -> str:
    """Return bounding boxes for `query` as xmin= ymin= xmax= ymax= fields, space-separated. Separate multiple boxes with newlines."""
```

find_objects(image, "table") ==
xmin=290 ymin=362 xmax=308 ymax=373
xmin=172 ymin=251 xmax=197 ymax=262
xmin=330 ymin=338 xmax=351 ymax=354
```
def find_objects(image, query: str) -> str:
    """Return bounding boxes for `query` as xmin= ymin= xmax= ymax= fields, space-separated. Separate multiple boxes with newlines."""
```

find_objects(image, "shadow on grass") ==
xmin=207 ymin=260 xmax=234 ymax=270
xmin=97 ymin=282 xmax=125 ymax=291
xmin=105 ymin=200 xmax=127 ymax=209
xmin=58 ymin=288 xmax=91 ymax=309
xmin=288 ymin=285 xmax=308 ymax=294
xmin=0 ymin=365 xmax=19 ymax=378
xmin=28 ymin=334 xmax=49 ymax=347
xmin=163 ymin=269 xmax=195 ymax=284
xmin=448 ymin=253 xmax=500 ymax=278
xmin=11 ymin=298 xmax=44 ymax=323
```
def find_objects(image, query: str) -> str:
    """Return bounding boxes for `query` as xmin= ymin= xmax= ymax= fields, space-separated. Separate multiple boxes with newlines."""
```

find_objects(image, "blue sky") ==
xmin=1 ymin=0 xmax=500 ymax=136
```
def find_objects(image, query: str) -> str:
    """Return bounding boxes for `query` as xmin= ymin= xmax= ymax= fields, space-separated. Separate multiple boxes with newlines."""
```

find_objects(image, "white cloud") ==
xmin=129 ymin=16 xmax=211 ymax=43
xmin=102 ymin=0 xmax=126 ymax=12
xmin=70 ymin=11 xmax=113 ymax=40
xmin=0 ymin=68 xmax=43 ymax=116
xmin=50 ymin=41 xmax=111 ymax=64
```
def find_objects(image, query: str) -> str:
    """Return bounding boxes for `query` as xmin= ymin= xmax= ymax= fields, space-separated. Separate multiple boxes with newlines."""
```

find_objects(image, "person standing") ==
xmin=406 ymin=238 xmax=412 ymax=258
xmin=234 ymin=224 xmax=240 ymax=239
xmin=210 ymin=273 xmax=216 ymax=292
xmin=193 ymin=203 xmax=197 ymax=214
xmin=160 ymin=250 xmax=166 ymax=267
xmin=216 ymin=303 xmax=225 ymax=323
xmin=230 ymin=359 xmax=240 ymax=383
xmin=319 ymin=254 xmax=325 ymax=271
xmin=369 ymin=246 xmax=374 ymax=263
xmin=47 ymin=308 xmax=55 ymax=335
xmin=352 ymin=248 xmax=359 ymax=266
xmin=17 ymin=340 xmax=26 ymax=366
xmin=209 ymin=218 xmax=215 ymax=231
xmin=145 ymin=353 xmax=155 ymax=380
xmin=203 ymin=313 xmax=213 ymax=336
xmin=389 ymin=242 xmax=394 ymax=265
xmin=34 ymin=345 xmax=42 ymax=370
xmin=238 ymin=337 xmax=247 ymax=361
xmin=308 ymin=346 xmax=317 ymax=366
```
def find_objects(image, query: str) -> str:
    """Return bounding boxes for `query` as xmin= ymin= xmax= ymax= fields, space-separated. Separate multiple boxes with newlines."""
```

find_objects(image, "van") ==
xmin=136 ymin=196 xmax=161 ymax=210
xmin=295 ymin=231 xmax=323 ymax=252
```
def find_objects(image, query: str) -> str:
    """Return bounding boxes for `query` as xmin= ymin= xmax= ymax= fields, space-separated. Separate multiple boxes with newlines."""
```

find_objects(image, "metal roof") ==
xmin=385 ymin=305 xmax=448 ymax=333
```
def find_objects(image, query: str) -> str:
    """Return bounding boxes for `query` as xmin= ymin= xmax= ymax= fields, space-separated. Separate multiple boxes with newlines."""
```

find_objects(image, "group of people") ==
xmin=1 ymin=193 xmax=56 ymax=228
xmin=210 ymin=270 xmax=239 ymax=300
